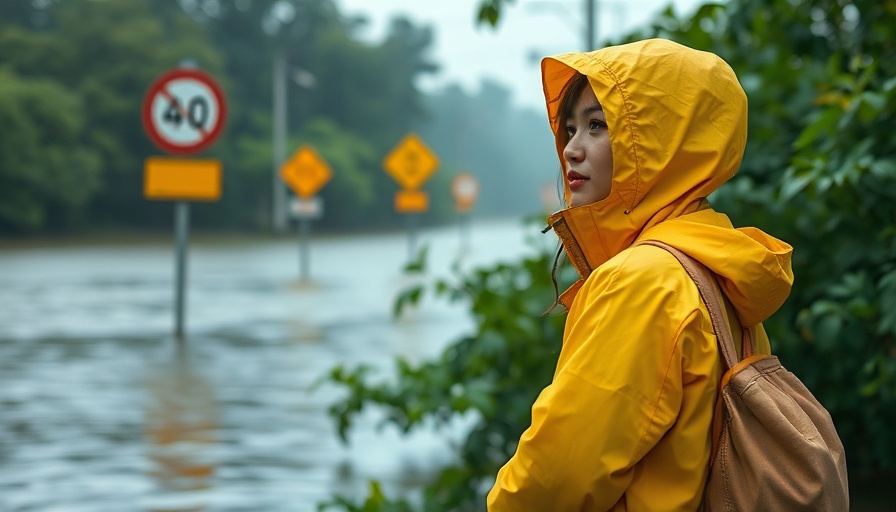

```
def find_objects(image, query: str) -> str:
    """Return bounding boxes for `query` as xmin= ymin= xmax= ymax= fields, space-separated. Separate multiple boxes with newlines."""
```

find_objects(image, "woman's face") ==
xmin=563 ymin=85 xmax=613 ymax=207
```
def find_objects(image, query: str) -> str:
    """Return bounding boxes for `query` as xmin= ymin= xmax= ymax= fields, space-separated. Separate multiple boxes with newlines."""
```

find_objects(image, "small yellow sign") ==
xmin=382 ymin=133 xmax=439 ymax=190
xmin=280 ymin=145 xmax=332 ymax=198
xmin=144 ymin=157 xmax=222 ymax=201
xmin=395 ymin=190 xmax=429 ymax=213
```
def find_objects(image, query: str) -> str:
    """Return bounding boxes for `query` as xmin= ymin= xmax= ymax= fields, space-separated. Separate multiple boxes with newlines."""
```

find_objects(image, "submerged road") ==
xmin=0 ymin=217 xmax=548 ymax=511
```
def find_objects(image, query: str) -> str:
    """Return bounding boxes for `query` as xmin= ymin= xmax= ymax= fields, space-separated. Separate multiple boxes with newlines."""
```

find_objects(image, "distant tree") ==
xmin=0 ymin=69 xmax=101 ymax=232
xmin=0 ymin=0 xmax=221 ymax=232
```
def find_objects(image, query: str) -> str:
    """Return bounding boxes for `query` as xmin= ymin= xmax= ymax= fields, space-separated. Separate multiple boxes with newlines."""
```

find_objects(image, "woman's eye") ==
xmin=590 ymin=120 xmax=607 ymax=130
xmin=565 ymin=126 xmax=576 ymax=137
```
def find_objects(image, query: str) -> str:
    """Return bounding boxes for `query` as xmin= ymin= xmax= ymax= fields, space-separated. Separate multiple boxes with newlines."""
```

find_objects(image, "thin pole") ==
xmin=272 ymin=50 xmax=288 ymax=233
xmin=173 ymin=201 xmax=190 ymax=342
xmin=585 ymin=0 xmax=597 ymax=51
xmin=460 ymin=213 xmax=471 ymax=254
xmin=407 ymin=214 xmax=417 ymax=261
xmin=299 ymin=217 xmax=311 ymax=281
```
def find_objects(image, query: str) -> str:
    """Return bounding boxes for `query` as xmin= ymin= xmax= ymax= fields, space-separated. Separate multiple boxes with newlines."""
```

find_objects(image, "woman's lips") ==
xmin=567 ymin=171 xmax=588 ymax=189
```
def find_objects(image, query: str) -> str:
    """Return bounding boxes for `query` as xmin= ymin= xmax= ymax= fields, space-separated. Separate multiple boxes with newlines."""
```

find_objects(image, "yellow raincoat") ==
xmin=487 ymin=39 xmax=794 ymax=511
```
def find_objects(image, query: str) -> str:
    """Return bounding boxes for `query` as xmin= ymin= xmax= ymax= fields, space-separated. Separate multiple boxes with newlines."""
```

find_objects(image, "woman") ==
xmin=487 ymin=39 xmax=794 ymax=511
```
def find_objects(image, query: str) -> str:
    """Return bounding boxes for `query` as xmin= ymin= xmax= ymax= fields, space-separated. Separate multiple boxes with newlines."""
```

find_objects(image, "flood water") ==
xmin=0 ymin=217 xmax=548 ymax=511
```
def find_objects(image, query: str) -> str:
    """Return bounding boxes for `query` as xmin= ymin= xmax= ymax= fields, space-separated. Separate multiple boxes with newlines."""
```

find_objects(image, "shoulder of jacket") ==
xmin=591 ymin=243 xmax=689 ymax=285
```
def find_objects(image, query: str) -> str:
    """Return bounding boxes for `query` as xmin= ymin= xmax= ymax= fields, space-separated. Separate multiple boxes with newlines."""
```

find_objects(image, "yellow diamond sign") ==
xmin=280 ymin=145 xmax=332 ymax=198
xmin=382 ymin=133 xmax=439 ymax=190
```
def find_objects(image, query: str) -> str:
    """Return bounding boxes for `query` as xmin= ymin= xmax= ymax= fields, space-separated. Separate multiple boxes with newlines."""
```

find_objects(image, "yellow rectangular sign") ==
xmin=144 ymin=157 xmax=222 ymax=201
xmin=395 ymin=190 xmax=429 ymax=213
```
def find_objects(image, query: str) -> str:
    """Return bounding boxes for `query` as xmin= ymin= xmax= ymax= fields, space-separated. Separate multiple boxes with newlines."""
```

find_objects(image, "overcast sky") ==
xmin=334 ymin=0 xmax=705 ymax=111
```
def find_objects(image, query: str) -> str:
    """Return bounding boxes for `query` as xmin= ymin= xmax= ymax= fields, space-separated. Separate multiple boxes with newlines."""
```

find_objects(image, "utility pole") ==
xmin=585 ymin=0 xmax=597 ymax=51
xmin=272 ymin=50 xmax=288 ymax=233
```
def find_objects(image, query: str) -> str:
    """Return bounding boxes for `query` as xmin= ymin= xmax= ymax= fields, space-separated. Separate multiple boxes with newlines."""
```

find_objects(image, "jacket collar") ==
xmin=547 ymin=198 xmax=708 ymax=309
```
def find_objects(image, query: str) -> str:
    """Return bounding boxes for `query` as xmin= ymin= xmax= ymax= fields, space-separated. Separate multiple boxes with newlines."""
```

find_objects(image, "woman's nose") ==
xmin=564 ymin=141 xmax=583 ymax=163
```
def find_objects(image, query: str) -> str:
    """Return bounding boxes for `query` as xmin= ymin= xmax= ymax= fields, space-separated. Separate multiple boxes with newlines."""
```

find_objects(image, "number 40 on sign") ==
xmin=142 ymin=67 xmax=227 ymax=157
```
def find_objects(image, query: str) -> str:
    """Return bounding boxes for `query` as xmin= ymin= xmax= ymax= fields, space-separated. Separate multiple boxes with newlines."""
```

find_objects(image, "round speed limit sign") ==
xmin=142 ymin=68 xmax=227 ymax=155
xmin=451 ymin=172 xmax=479 ymax=213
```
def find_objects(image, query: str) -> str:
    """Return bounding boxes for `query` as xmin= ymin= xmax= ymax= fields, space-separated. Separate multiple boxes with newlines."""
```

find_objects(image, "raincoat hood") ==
xmin=542 ymin=39 xmax=792 ymax=326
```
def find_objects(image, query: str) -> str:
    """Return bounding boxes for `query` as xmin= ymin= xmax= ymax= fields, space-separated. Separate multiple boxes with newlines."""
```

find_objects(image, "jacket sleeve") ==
xmin=487 ymin=249 xmax=698 ymax=511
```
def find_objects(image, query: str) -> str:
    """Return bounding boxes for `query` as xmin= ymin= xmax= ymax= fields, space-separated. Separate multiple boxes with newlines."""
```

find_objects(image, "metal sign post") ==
xmin=299 ymin=217 xmax=311 ymax=280
xmin=173 ymin=201 xmax=189 ymax=340
xmin=457 ymin=213 xmax=471 ymax=255
xmin=394 ymin=190 xmax=428 ymax=259
xmin=289 ymin=196 xmax=324 ymax=281
xmin=407 ymin=214 xmax=418 ymax=260
xmin=142 ymin=65 xmax=227 ymax=342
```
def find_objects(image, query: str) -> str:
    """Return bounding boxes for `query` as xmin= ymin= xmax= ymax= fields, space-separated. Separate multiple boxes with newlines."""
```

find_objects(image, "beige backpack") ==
xmin=642 ymin=240 xmax=849 ymax=512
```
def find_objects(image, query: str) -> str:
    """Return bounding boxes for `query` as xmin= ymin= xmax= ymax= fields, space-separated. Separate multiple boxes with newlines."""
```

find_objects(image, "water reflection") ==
xmin=144 ymin=354 xmax=218 ymax=511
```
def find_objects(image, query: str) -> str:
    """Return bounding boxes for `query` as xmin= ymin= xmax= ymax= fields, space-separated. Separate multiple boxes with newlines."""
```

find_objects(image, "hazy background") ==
xmin=337 ymin=0 xmax=705 ymax=110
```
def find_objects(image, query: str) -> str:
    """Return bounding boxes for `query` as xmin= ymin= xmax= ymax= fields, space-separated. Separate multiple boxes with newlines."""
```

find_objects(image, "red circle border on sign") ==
xmin=141 ymin=68 xmax=227 ymax=155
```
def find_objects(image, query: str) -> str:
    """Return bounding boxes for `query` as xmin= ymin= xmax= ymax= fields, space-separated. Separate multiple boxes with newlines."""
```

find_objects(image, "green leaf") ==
xmin=870 ymin=159 xmax=896 ymax=179
xmin=780 ymin=167 xmax=813 ymax=200
xmin=794 ymin=106 xmax=839 ymax=150
xmin=477 ymin=4 xmax=500 ymax=27
xmin=860 ymin=378 xmax=881 ymax=397
xmin=393 ymin=285 xmax=424 ymax=318
xmin=464 ymin=378 xmax=496 ymax=413
xmin=403 ymin=244 xmax=429 ymax=274
xmin=858 ymin=91 xmax=887 ymax=121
